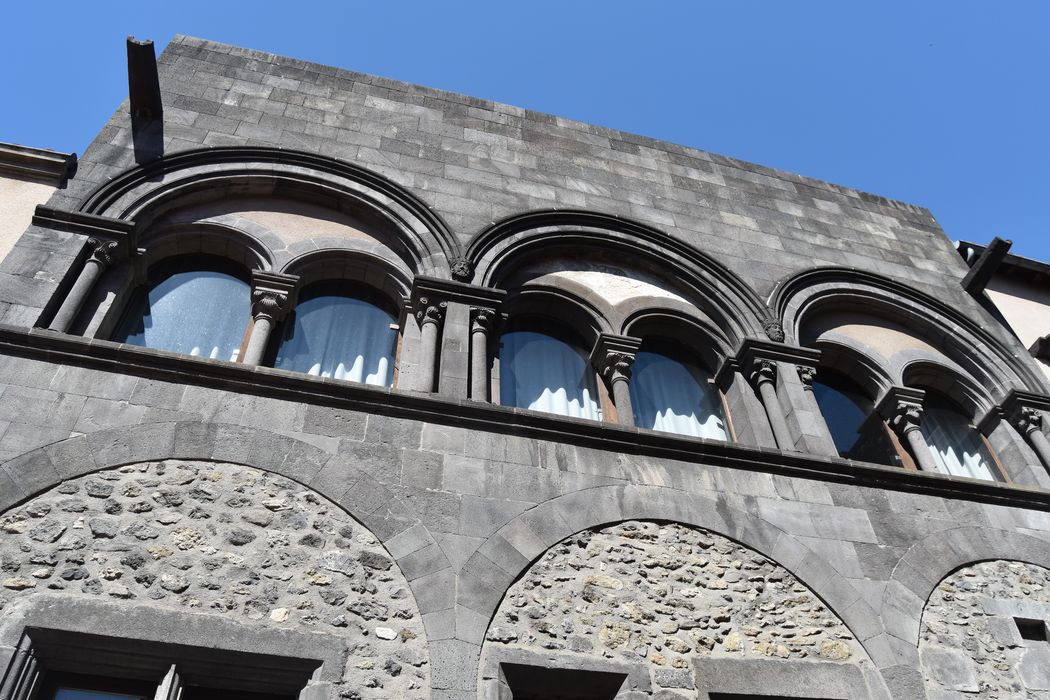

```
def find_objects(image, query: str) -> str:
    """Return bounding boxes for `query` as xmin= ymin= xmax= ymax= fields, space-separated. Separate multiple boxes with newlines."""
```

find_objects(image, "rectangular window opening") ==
xmin=500 ymin=662 xmax=627 ymax=700
xmin=1015 ymin=617 xmax=1048 ymax=641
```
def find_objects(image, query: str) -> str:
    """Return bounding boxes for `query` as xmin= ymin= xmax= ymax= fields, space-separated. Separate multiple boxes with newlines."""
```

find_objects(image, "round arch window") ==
xmin=274 ymin=281 xmax=399 ymax=387
xmin=919 ymin=389 xmax=998 ymax=480
xmin=113 ymin=255 xmax=250 ymax=362
xmin=628 ymin=339 xmax=726 ymax=440
xmin=499 ymin=319 xmax=601 ymax=421
xmin=811 ymin=368 xmax=900 ymax=466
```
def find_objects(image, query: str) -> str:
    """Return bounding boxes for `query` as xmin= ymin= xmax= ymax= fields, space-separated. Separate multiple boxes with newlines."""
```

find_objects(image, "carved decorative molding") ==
xmin=1013 ymin=406 xmax=1044 ymax=436
xmin=415 ymin=297 xmax=447 ymax=327
xmin=762 ymin=317 xmax=785 ymax=342
xmin=450 ymin=258 xmax=473 ymax=282
xmin=86 ymin=238 xmax=124 ymax=268
xmin=588 ymin=333 xmax=642 ymax=387
xmin=248 ymin=271 xmax=299 ymax=323
xmin=796 ymin=365 xmax=817 ymax=389
xmin=876 ymin=387 xmax=928 ymax=437
xmin=749 ymin=358 xmax=777 ymax=388
xmin=470 ymin=306 xmax=498 ymax=334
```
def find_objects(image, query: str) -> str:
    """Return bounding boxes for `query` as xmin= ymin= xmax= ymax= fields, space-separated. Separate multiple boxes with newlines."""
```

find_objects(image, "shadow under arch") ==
xmin=465 ymin=210 xmax=769 ymax=346
xmin=772 ymin=267 xmax=1047 ymax=397
xmin=75 ymin=146 xmax=462 ymax=279
xmin=456 ymin=483 xmax=896 ymax=689
xmin=0 ymin=420 xmax=451 ymax=606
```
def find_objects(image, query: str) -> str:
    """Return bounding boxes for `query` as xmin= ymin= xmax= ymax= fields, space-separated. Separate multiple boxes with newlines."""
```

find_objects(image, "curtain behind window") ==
xmin=500 ymin=330 xmax=600 ymax=421
xmin=275 ymin=293 xmax=397 ymax=387
xmin=629 ymin=349 xmax=726 ymax=439
xmin=920 ymin=393 xmax=996 ymax=480
xmin=115 ymin=263 xmax=249 ymax=362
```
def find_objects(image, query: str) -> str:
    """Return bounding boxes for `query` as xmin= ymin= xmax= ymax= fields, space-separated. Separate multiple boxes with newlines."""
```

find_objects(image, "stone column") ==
xmin=793 ymin=364 xmax=839 ymax=457
xmin=242 ymin=272 xmax=298 ymax=366
xmin=469 ymin=307 xmax=497 ymax=401
xmin=1014 ymin=407 xmax=1050 ymax=471
xmin=750 ymin=359 xmax=794 ymax=450
xmin=590 ymin=334 xmax=643 ymax=427
xmin=49 ymin=238 xmax=123 ymax=333
xmin=603 ymin=353 xmax=637 ymax=427
xmin=415 ymin=296 xmax=447 ymax=393
xmin=885 ymin=398 xmax=939 ymax=473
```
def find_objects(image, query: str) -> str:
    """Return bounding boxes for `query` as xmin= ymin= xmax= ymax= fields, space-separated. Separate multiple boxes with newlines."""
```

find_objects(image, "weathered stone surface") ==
xmin=481 ymin=521 xmax=864 ymax=694
xmin=920 ymin=560 xmax=1050 ymax=697
xmin=0 ymin=460 xmax=430 ymax=697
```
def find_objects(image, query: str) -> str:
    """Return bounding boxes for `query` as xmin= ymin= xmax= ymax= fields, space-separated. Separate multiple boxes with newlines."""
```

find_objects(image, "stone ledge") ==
xmin=3 ymin=323 xmax=1050 ymax=512
xmin=0 ymin=142 xmax=77 ymax=185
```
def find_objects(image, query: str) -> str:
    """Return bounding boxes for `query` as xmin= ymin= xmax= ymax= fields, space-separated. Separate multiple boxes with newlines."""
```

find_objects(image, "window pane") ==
xmin=275 ymin=293 xmax=397 ymax=387
xmin=115 ymin=262 xmax=249 ymax=362
xmin=629 ymin=350 xmax=726 ymax=440
xmin=55 ymin=690 xmax=146 ymax=700
xmin=921 ymin=393 xmax=997 ymax=480
xmin=500 ymin=330 xmax=600 ymax=421
xmin=812 ymin=374 xmax=899 ymax=466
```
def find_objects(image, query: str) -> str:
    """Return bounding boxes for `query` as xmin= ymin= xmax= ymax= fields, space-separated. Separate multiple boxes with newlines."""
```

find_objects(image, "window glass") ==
xmin=275 ymin=282 xmax=398 ymax=387
xmin=812 ymin=370 xmax=899 ymax=466
xmin=920 ymin=390 xmax=997 ymax=480
xmin=629 ymin=343 xmax=726 ymax=440
xmin=113 ymin=256 xmax=249 ymax=362
xmin=55 ymin=692 xmax=146 ymax=700
xmin=500 ymin=325 xmax=600 ymax=421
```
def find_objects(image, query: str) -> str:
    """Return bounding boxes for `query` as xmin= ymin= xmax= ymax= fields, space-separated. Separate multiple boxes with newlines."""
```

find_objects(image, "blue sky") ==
xmin=3 ymin=2 xmax=1047 ymax=258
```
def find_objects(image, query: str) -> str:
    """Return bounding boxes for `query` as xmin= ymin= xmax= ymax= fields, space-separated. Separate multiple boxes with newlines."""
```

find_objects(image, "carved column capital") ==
xmin=470 ymin=306 xmax=498 ymax=334
xmin=797 ymin=365 xmax=817 ymax=390
xmin=1014 ymin=406 xmax=1044 ymax=436
xmin=599 ymin=352 xmax=636 ymax=385
xmin=415 ymin=297 xmax=447 ymax=327
xmin=887 ymin=400 xmax=924 ymax=437
xmin=250 ymin=289 xmax=291 ymax=323
xmin=749 ymin=358 xmax=777 ymax=388
xmin=87 ymin=237 xmax=124 ymax=268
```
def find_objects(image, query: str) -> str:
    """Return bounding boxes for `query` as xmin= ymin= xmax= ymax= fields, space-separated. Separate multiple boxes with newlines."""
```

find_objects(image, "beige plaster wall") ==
xmin=0 ymin=175 xmax=57 ymax=263
xmin=986 ymin=276 xmax=1050 ymax=381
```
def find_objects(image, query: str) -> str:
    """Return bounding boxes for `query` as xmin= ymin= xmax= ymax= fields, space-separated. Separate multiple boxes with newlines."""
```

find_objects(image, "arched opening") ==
xmin=811 ymin=367 xmax=900 ymax=466
xmin=628 ymin=337 xmax=727 ymax=440
xmin=498 ymin=316 xmax=601 ymax=421
xmin=917 ymin=388 xmax=1000 ymax=480
xmin=112 ymin=254 xmax=251 ymax=361
xmin=274 ymin=280 xmax=399 ymax=387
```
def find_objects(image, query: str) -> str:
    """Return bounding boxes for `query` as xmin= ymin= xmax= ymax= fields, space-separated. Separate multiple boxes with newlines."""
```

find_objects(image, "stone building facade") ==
xmin=1 ymin=35 xmax=1050 ymax=700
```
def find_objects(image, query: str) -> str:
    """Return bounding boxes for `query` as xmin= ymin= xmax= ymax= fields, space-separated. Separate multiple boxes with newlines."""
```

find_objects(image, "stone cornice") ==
xmin=0 ymin=143 xmax=77 ymax=184
xmin=714 ymin=338 xmax=822 ymax=388
xmin=4 ymin=324 xmax=1050 ymax=512
xmin=410 ymin=275 xmax=505 ymax=309
xmin=32 ymin=206 xmax=136 ymax=258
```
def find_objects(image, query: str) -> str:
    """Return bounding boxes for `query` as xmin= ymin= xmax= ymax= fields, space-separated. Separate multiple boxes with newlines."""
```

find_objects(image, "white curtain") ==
xmin=500 ymin=330 xmax=601 ymax=421
xmin=921 ymin=403 xmax=996 ymax=480
xmin=629 ymin=351 xmax=727 ymax=439
xmin=275 ymin=295 xmax=397 ymax=387
xmin=120 ymin=269 xmax=249 ymax=362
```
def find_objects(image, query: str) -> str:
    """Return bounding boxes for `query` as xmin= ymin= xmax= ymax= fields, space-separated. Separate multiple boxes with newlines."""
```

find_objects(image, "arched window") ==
xmin=919 ymin=389 xmax=999 ymax=480
xmin=274 ymin=281 xmax=398 ymax=387
xmin=113 ymin=255 xmax=250 ymax=361
xmin=628 ymin=339 xmax=726 ymax=440
xmin=499 ymin=319 xmax=601 ymax=421
xmin=811 ymin=369 xmax=900 ymax=466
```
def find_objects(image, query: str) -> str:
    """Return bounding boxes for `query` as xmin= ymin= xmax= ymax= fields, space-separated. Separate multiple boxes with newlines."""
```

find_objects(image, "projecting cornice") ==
xmin=0 ymin=142 xmax=77 ymax=184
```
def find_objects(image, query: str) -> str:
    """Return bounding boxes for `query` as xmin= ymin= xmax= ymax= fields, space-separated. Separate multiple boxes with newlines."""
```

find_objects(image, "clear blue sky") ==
xmin=3 ymin=2 xmax=1047 ymax=259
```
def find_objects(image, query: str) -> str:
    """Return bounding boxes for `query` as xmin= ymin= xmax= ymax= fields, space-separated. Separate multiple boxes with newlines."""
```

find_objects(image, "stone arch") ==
xmin=772 ymin=267 xmax=1047 ymax=398
xmin=466 ymin=210 xmax=769 ymax=346
xmin=885 ymin=526 xmax=1050 ymax=654
xmin=77 ymin=146 xmax=461 ymax=278
xmin=919 ymin=559 xmax=1050 ymax=697
xmin=0 ymin=459 xmax=431 ymax=696
xmin=480 ymin=519 xmax=876 ymax=698
xmin=0 ymin=421 xmax=453 ymax=618
xmin=444 ymin=483 xmax=897 ymax=697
